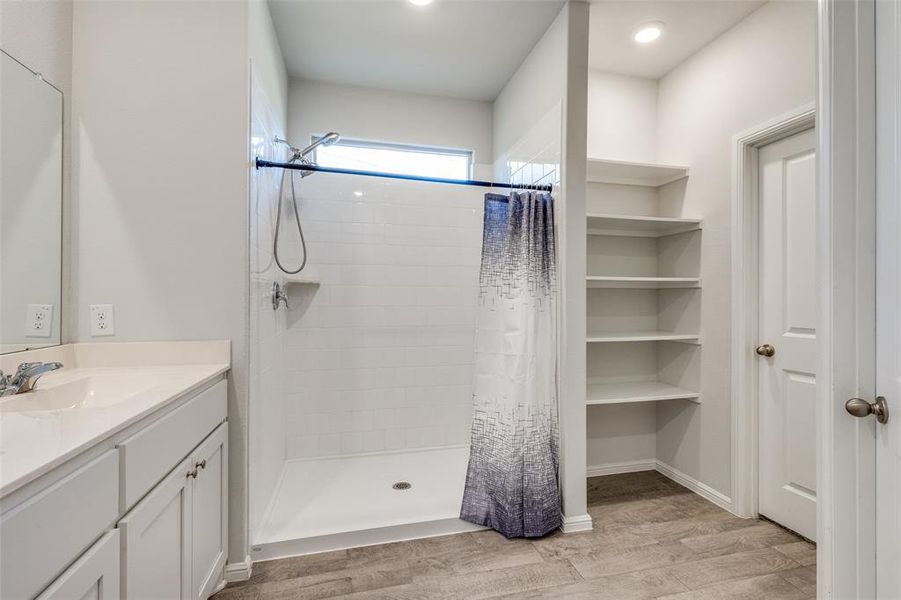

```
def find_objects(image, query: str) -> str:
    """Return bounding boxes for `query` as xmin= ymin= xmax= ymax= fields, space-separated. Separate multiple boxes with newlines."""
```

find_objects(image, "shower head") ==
xmin=298 ymin=132 xmax=340 ymax=158
xmin=274 ymin=132 xmax=341 ymax=163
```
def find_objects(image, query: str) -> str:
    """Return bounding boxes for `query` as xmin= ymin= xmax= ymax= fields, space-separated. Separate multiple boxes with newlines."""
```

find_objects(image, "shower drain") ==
xmin=392 ymin=481 xmax=412 ymax=491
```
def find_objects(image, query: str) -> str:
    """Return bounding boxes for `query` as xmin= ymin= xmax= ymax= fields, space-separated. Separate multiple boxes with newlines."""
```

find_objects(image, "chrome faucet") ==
xmin=0 ymin=362 xmax=64 ymax=396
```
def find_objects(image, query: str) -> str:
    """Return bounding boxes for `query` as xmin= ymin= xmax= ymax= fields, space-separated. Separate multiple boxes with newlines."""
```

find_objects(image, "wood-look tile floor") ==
xmin=215 ymin=471 xmax=816 ymax=600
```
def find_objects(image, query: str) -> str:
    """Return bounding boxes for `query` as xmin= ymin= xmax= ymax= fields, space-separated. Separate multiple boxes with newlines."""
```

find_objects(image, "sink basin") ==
xmin=0 ymin=374 xmax=160 ymax=413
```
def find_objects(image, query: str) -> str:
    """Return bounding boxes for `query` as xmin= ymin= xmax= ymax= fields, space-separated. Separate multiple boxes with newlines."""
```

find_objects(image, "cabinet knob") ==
xmin=187 ymin=468 xmax=199 ymax=479
xmin=195 ymin=459 xmax=207 ymax=470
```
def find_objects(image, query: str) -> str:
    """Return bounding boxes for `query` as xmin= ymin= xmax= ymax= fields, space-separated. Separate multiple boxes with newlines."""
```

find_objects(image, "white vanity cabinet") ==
xmin=119 ymin=423 xmax=228 ymax=600
xmin=190 ymin=424 xmax=228 ymax=600
xmin=36 ymin=530 xmax=121 ymax=600
xmin=119 ymin=456 xmax=194 ymax=600
xmin=0 ymin=375 xmax=228 ymax=600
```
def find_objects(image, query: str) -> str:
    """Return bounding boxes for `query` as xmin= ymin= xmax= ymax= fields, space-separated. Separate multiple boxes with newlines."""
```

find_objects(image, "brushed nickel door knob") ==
xmin=845 ymin=396 xmax=889 ymax=424
xmin=756 ymin=344 xmax=776 ymax=357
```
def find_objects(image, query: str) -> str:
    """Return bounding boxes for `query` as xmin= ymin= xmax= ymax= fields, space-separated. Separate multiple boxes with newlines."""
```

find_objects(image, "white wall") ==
xmin=492 ymin=4 xmax=567 ymax=178
xmin=70 ymin=0 xmax=251 ymax=562
xmin=654 ymin=0 xmax=816 ymax=496
xmin=587 ymin=70 xmax=657 ymax=163
xmin=288 ymin=79 xmax=494 ymax=177
xmin=491 ymin=1 xmax=591 ymax=526
xmin=248 ymin=0 xmax=289 ymax=545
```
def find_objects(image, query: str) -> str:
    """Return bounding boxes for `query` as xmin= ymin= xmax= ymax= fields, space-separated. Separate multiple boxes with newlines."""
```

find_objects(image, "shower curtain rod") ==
xmin=254 ymin=158 xmax=554 ymax=192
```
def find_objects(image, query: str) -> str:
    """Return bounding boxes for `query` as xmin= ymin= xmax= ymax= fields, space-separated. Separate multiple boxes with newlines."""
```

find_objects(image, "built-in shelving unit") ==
xmin=585 ymin=159 xmax=702 ymax=409
xmin=587 ymin=381 xmax=701 ymax=406
xmin=586 ymin=158 xmax=689 ymax=187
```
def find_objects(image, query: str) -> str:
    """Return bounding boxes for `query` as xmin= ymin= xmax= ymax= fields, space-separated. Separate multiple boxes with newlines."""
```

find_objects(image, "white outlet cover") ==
xmin=90 ymin=304 xmax=115 ymax=337
xmin=25 ymin=304 xmax=53 ymax=338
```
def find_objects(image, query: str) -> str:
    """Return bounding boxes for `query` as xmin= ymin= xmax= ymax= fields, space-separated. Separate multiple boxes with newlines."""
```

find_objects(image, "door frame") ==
xmin=732 ymin=0 xmax=878 ymax=596
xmin=815 ymin=0 xmax=877 ymax=597
xmin=730 ymin=103 xmax=816 ymax=522
xmin=874 ymin=0 xmax=901 ymax=594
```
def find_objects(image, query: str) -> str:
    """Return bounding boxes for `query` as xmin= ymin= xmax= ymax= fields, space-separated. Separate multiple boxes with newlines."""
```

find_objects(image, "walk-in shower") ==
xmin=249 ymin=103 xmax=561 ymax=557
xmin=252 ymin=169 xmax=487 ymax=559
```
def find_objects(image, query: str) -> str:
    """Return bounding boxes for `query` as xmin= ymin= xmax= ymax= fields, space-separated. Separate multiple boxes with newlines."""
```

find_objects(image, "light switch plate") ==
xmin=25 ymin=304 xmax=53 ymax=337
xmin=90 ymin=304 xmax=115 ymax=337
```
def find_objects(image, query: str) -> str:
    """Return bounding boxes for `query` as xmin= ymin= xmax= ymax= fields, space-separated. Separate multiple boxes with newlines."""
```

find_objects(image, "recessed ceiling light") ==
xmin=633 ymin=22 xmax=665 ymax=44
xmin=409 ymin=0 xmax=433 ymax=5
xmin=353 ymin=190 xmax=364 ymax=197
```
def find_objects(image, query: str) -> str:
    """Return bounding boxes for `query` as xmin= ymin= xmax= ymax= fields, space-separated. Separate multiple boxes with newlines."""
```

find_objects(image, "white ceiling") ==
xmin=589 ymin=0 xmax=766 ymax=79
xmin=268 ymin=0 xmax=565 ymax=102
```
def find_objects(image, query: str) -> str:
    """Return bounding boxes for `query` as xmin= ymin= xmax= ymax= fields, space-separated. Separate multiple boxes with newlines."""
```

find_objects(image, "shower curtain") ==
xmin=460 ymin=191 xmax=561 ymax=538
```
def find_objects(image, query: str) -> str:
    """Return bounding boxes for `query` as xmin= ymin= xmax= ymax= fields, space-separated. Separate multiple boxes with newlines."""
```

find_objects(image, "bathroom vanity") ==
xmin=0 ymin=341 xmax=230 ymax=600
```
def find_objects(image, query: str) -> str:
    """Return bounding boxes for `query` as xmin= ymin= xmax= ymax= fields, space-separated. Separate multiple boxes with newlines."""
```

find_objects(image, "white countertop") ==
xmin=0 ymin=341 xmax=230 ymax=498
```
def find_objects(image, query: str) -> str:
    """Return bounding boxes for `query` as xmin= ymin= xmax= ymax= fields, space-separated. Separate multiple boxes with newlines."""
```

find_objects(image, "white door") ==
xmin=192 ymin=423 xmax=228 ymax=600
xmin=757 ymin=127 xmax=818 ymax=540
xmin=119 ymin=457 xmax=194 ymax=600
xmin=876 ymin=0 xmax=901 ymax=596
xmin=37 ymin=530 xmax=120 ymax=600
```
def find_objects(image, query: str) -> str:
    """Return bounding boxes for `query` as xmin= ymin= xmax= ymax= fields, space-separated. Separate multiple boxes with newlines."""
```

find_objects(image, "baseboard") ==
xmin=654 ymin=460 xmax=733 ymax=513
xmin=586 ymin=459 xmax=657 ymax=478
xmin=224 ymin=555 xmax=253 ymax=583
xmin=561 ymin=513 xmax=593 ymax=533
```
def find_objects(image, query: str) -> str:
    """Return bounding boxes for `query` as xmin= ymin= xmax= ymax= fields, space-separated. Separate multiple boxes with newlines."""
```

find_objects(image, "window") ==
xmin=314 ymin=137 xmax=472 ymax=180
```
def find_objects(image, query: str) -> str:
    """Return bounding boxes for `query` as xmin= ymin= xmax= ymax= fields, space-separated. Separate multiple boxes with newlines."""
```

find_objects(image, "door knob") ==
xmin=845 ymin=396 xmax=889 ymax=424
xmin=756 ymin=344 xmax=776 ymax=357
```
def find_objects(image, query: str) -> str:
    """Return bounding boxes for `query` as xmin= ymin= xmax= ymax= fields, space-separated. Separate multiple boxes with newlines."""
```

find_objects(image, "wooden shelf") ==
xmin=587 ymin=276 xmax=700 ymax=289
xmin=586 ymin=331 xmax=700 ymax=343
xmin=586 ymin=158 xmax=689 ymax=187
xmin=587 ymin=381 xmax=701 ymax=405
xmin=587 ymin=214 xmax=701 ymax=237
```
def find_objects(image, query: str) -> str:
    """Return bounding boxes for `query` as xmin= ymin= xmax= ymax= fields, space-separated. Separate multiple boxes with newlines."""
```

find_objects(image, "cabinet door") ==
xmin=191 ymin=423 xmax=228 ymax=600
xmin=119 ymin=457 xmax=193 ymax=600
xmin=37 ymin=530 xmax=120 ymax=600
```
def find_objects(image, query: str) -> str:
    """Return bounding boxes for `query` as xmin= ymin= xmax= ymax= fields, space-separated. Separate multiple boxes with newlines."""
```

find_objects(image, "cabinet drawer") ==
xmin=119 ymin=379 xmax=226 ymax=511
xmin=0 ymin=450 xmax=119 ymax=600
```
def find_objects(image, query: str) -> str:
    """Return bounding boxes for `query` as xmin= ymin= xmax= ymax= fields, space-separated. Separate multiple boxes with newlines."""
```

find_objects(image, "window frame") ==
xmin=312 ymin=135 xmax=474 ymax=180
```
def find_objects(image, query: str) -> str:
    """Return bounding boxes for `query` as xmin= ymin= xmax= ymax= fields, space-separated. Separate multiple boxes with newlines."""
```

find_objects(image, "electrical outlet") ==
xmin=90 ymin=304 xmax=115 ymax=337
xmin=25 ymin=304 xmax=53 ymax=337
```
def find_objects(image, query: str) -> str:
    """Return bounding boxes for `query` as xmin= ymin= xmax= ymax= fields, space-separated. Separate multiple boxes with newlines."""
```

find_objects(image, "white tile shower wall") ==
xmin=249 ymin=71 xmax=289 ymax=540
xmin=282 ymin=175 xmax=484 ymax=459
xmin=494 ymin=104 xmax=562 ymax=190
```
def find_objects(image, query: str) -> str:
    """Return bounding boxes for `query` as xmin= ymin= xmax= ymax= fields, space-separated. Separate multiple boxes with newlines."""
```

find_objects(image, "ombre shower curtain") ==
xmin=460 ymin=191 xmax=561 ymax=538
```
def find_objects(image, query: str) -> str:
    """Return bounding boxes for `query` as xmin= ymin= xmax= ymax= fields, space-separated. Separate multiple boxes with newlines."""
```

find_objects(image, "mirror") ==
xmin=0 ymin=50 xmax=63 ymax=353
